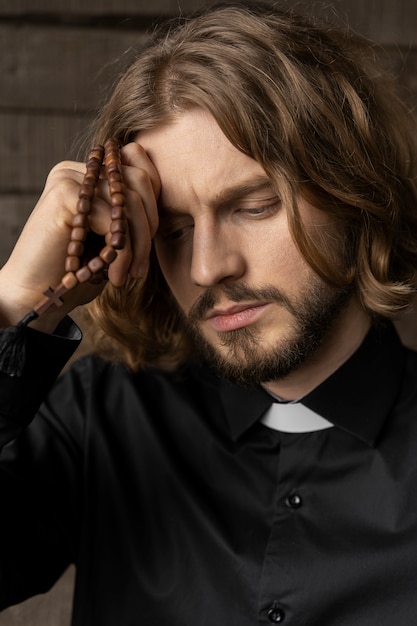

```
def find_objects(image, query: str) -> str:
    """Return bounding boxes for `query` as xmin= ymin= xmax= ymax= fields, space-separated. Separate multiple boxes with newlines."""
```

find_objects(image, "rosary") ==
xmin=33 ymin=137 xmax=127 ymax=317
xmin=0 ymin=138 xmax=128 ymax=376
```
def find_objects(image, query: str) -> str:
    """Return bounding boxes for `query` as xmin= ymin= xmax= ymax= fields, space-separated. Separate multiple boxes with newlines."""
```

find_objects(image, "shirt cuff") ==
xmin=0 ymin=317 xmax=82 ymax=447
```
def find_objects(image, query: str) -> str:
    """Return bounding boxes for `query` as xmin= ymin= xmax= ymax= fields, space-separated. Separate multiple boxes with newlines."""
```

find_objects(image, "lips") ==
xmin=205 ymin=303 xmax=271 ymax=332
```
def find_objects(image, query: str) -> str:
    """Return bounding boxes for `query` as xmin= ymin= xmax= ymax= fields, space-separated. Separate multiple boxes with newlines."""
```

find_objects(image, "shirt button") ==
xmin=286 ymin=493 xmax=302 ymax=509
xmin=267 ymin=603 xmax=285 ymax=622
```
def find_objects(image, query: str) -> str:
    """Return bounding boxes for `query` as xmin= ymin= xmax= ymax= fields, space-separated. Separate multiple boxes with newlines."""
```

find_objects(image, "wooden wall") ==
xmin=0 ymin=0 xmax=416 ymax=624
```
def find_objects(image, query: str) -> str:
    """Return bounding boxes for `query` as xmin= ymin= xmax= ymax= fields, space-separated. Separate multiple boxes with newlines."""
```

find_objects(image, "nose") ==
xmin=190 ymin=221 xmax=245 ymax=287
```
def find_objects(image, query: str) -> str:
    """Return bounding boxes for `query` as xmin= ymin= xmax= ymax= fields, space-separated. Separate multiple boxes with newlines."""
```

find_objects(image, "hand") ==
xmin=0 ymin=142 xmax=160 ymax=330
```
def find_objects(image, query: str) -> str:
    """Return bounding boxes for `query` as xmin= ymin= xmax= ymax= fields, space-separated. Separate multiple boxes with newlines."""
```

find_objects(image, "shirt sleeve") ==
xmin=0 ymin=317 xmax=82 ymax=448
xmin=0 ymin=317 xmax=84 ymax=608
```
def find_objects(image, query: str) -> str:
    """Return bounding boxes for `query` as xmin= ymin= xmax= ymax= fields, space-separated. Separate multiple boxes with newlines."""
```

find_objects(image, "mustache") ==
xmin=188 ymin=282 xmax=296 ymax=324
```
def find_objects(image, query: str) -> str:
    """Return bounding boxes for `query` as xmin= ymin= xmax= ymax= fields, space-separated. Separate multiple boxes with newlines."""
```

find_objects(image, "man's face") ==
xmin=137 ymin=108 xmax=350 ymax=386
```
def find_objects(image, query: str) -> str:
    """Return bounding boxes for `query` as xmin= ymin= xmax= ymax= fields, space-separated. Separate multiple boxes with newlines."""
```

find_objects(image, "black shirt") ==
xmin=0 ymin=321 xmax=417 ymax=625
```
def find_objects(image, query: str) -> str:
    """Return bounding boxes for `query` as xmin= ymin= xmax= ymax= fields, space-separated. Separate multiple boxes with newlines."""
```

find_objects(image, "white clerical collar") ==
xmin=261 ymin=401 xmax=334 ymax=433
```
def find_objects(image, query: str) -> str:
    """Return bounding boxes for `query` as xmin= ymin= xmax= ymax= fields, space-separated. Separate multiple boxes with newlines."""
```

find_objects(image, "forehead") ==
xmin=135 ymin=108 xmax=269 ymax=209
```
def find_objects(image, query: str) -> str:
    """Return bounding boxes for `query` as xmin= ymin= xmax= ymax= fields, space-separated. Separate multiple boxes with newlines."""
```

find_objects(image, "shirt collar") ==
xmin=260 ymin=402 xmax=334 ymax=433
xmin=217 ymin=323 xmax=406 ymax=445
xmin=302 ymin=323 xmax=405 ymax=446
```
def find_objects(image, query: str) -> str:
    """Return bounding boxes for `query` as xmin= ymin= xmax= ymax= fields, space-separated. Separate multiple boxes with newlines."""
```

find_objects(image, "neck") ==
xmin=262 ymin=297 xmax=371 ymax=401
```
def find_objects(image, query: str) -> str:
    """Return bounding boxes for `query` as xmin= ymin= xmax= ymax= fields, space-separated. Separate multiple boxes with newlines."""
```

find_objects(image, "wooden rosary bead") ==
xmin=107 ymin=174 xmax=120 ymax=184
xmin=109 ymin=181 xmax=123 ymax=194
xmin=110 ymin=233 xmax=126 ymax=249
xmin=108 ymin=172 xmax=122 ymax=183
xmin=105 ymin=151 xmax=120 ymax=164
xmin=100 ymin=245 xmax=117 ymax=264
xmin=72 ymin=213 xmax=88 ymax=228
xmin=71 ymin=227 xmax=87 ymax=242
xmin=89 ymin=147 xmax=105 ymax=162
xmin=75 ymin=266 xmax=93 ymax=283
xmin=61 ymin=272 xmax=78 ymax=290
xmin=85 ymin=162 xmax=99 ymax=173
xmin=79 ymin=183 xmax=95 ymax=199
xmin=87 ymin=157 xmax=101 ymax=169
xmin=107 ymin=167 xmax=121 ymax=178
xmin=88 ymin=256 xmax=105 ymax=273
xmin=87 ymin=158 xmax=101 ymax=170
xmin=111 ymin=193 xmax=125 ymax=207
xmin=110 ymin=219 xmax=127 ymax=234
xmin=77 ymin=197 xmax=92 ymax=214
xmin=105 ymin=149 xmax=119 ymax=157
xmin=65 ymin=256 xmax=81 ymax=272
xmin=67 ymin=240 xmax=84 ymax=257
xmin=111 ymin=205 xmax=124 ymax=220
xmin=83 ymin=175 xmax=97 ymax=188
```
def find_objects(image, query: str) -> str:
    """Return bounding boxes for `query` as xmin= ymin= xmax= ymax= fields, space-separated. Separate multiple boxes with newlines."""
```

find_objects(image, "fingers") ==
xmin=38 ymin=142 xmax=160 ymax=289
xmin=121 ymin=142 xmax=161 ymax=200
xmin=91 ymin=142 xmax=160 ymax=285
xmin=0 ymin=140 xmax=163 ymax=329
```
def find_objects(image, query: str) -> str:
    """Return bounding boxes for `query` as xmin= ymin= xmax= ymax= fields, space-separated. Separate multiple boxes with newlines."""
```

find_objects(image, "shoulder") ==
xmin=58 ymin=354 xmax=224 ymax=425
xmin=52 ymin=356 xmax=230 ymax=456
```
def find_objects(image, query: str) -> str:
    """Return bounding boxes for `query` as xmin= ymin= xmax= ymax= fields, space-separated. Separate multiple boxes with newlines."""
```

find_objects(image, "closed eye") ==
xmin=237 ymin=201 xmax=281 ymax=218
xmin=157 ymin=216 xmax=194 ymax=242
xmin=168 ymin=225 xmax=194 ymax=240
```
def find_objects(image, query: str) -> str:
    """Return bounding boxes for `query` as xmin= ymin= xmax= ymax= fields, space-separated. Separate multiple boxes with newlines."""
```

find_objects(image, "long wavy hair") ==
xmin=84 ymin=1 xmax=417 ymax=370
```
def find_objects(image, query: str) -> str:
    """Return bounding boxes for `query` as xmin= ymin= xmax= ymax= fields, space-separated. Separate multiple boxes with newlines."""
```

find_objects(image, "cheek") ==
xmin=249 ymin=229 xmax=310 ymax=286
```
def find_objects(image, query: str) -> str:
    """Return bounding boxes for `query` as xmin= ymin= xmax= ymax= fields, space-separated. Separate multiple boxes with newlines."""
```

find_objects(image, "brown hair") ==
xmin=85 ymin=1 xmax=417 ymax=370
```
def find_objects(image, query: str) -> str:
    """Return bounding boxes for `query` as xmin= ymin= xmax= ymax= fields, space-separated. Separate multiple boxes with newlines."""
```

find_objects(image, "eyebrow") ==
xmin=214 ymin=176 xmax=277 ymax=208
xmin=158 ymin=175 xmax=276 ymax=217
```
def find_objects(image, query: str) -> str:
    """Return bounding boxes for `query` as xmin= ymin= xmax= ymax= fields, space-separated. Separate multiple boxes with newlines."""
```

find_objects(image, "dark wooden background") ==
xmin=0 ymin=0 xmax=416 ymax=623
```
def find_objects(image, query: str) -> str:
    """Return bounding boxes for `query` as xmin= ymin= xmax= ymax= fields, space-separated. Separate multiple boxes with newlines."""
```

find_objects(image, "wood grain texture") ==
xmin=0 ymin=0 xmax=208 ymax=17
xmin=0 ymin=112 xmax=92 ymax=194
xmin=1 ymin=0 xmax=416 ymax=43
xmin=0 ymin=24 xmax=146 ymax=112
xmin=0 ymin=194 xmax=38 ymax=265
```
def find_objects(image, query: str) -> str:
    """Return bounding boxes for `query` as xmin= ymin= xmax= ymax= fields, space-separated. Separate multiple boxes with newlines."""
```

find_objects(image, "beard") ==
xmin=178 ymin=279 xmax=352 ymax=386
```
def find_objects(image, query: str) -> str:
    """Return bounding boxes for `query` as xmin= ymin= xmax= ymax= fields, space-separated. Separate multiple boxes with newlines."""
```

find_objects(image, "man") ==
xmin=0 ymin=2 xmax=417 ymax=624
